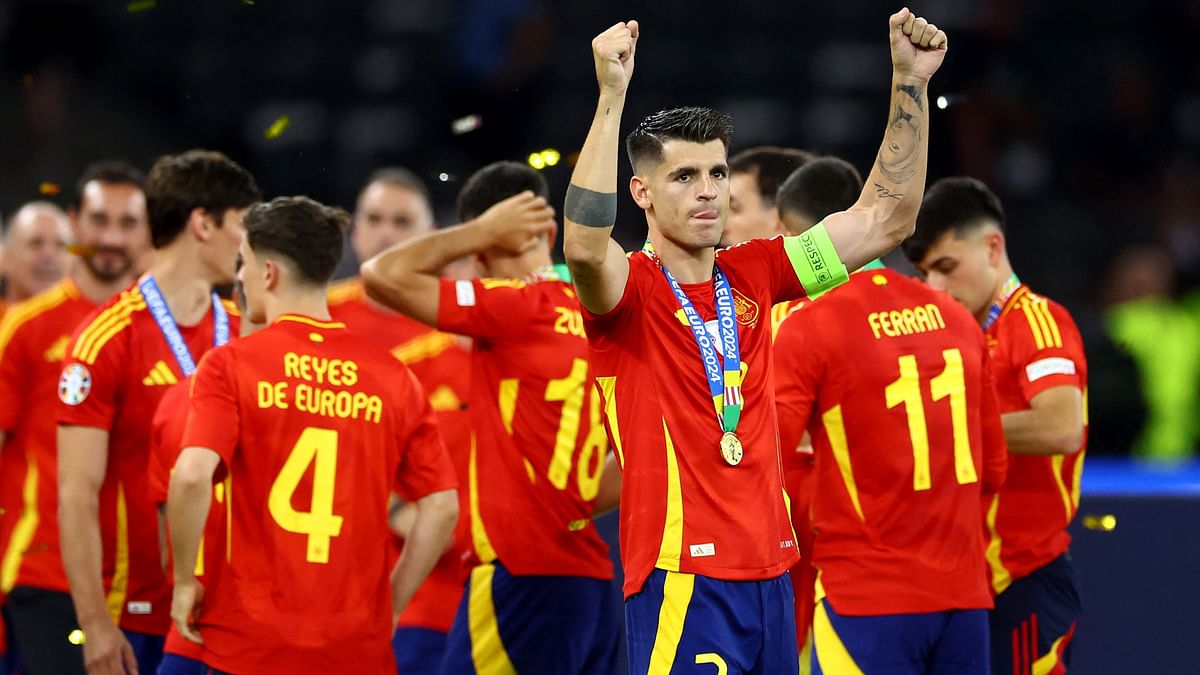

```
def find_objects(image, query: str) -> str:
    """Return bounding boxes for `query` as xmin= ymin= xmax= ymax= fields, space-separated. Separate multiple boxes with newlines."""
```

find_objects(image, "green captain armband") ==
xmin=783 ymin=221 xmax=850 ymax=299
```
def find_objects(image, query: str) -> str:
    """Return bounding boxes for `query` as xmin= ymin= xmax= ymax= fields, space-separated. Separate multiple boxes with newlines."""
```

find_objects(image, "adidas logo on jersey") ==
xmin=142 ymin=361 xmax=179 ymax=386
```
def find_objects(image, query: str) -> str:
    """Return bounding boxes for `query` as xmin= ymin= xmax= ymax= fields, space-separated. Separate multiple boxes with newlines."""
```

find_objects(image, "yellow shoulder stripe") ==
xmin=220 ymin=298 xmax=241 ymax=317
xmin=327 ymin=278 xmax=363 ymax=305
xmin=72 ymin=289 xmax=146 ymax=364
xmin=1019 ymin=297 xmax=1062 ymax=350
xmin=0 ymin=285 xmax=70 ymax=358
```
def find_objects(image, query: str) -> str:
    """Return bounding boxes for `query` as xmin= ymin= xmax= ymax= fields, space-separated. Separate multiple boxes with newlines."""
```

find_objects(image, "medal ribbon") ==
xmin=981 ymin=273 xmax=1022 ymax=331
xmin=139 ymin=276 xmax=230 ymax=377
xmin=658 ymin=262 xmax=743 ymax=435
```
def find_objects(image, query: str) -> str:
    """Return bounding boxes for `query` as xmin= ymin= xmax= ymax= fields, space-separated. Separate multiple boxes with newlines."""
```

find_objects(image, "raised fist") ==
xmin=592 ymin=20 xmax=639 ymax=95
xmin=889 ymin=8 xmax=948 ymax=82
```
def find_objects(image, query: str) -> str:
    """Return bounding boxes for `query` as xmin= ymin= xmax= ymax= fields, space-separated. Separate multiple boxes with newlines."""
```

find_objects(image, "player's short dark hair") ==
xmin=244 ymin=196 xmax=350 ymax=286
xmin=457 ymin=161 xmax=549 ymax=222
xmin=145 ymin=150 xmax=261 ymax=249
xmin=901 ymin=176 xmax=1005 ymax=264
xmin=729 ymin=147 xmax=814 ymax=207
xmin=356 ymin=166 xmax=431 ymax=208
xmin=625 ymin=107 xmax=734 ymax=173
xmin=71 ymin=160 xmax=145 ymax=210
xmin=776 ymin=156 xmax=863 ymax=223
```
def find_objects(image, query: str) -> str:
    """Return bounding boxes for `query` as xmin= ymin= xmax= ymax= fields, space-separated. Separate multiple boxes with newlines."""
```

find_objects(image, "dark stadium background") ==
xmin=2 ymin=0 xmax=1198 ymax=671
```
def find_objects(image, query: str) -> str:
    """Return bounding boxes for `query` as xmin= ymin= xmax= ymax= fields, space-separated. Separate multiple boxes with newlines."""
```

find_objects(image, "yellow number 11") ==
xmin=884 ymin=349 xmax=978 ymax=491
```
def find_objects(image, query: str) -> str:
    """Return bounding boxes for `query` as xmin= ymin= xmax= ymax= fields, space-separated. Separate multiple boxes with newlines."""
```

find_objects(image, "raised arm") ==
xmin=361 ymin=191 xmax=556 ymax=326
xmin=563 ymin=21 xmax=638 ymax=315
xmin=821 ymin=9 xmax=948 ymax=270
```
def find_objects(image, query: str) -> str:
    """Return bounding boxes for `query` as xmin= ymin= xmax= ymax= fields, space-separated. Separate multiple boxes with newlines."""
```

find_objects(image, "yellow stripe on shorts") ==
xmin=467 ymin=564 xmax=516 ymax=675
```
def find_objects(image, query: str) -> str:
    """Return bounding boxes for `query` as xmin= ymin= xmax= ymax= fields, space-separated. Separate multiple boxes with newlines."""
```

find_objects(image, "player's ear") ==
xmin=984 ymin=229 xmax=1005 ymax=266
xmin=188 ymin=208 xmax=215 ymax=243
xmin=630 ymin=175 xmax=652 ymax=210
xmin=263 ymin=258 xmax=280 ymax=291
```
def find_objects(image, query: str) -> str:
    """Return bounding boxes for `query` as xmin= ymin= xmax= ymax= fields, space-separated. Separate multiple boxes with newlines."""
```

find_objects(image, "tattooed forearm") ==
xmin=873 ymin=183 xmax=903 ymax=200
xmin=876 ymin=84 xmax=925 ymax=184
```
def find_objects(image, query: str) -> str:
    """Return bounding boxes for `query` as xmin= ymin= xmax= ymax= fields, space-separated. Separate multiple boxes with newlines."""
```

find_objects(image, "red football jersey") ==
xmin=436 ymin=270 xmax=613 ymax=580
xmin=773 ymin=269 xmax=1007 ymax=615
xmin=985 ymin=285 xmax=1088 ymax=593
xmin=329 ymin=278 xmax=473 ymax=632
xmin=147 ymin=379 xmax=229 ymax=662
xmin=582 ymin=237 xmax=819 ymax=598
xmin=0 ymin=279 xmax=97 ymax=597
xmin=181 ymin=315 xmax=456 ymax=675
xmin=56 ymin=283 xmax=239 ymax=634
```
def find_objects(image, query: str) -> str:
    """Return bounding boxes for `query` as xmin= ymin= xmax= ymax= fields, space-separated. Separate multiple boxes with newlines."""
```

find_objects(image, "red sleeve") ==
xmin=578 ymin=252 xmax=645 ymax=332
xmin=1008 ymin=300 xmax=1086 ymax=403
xmin=436 ymin=277 xmax=540 ymax=342
xmin=773 ymin=307 xmax=823 ymax=454
xmin=0 ymin=318 xmax=31 ymax=432
xmin=57 ymin=323 xmax=125 ymax=430
xmin=393 ymin=368 xmax=457 ymax=501
xmin=148 ymin=381 xmax=191 ymax=505
xmin=978 ymin=344 xmax=1008 ymax=495
xmin=181 ymin=347 xmax=240 ymax=467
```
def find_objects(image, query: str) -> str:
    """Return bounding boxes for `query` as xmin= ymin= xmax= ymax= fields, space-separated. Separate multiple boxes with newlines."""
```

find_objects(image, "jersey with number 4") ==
xmin=437 ymin=272 xmax=613 ymax=580
xmin=774 ymin=269 xmax=1008 ymax=615
xmin=181 ymin=314 xmax=456 ymax=675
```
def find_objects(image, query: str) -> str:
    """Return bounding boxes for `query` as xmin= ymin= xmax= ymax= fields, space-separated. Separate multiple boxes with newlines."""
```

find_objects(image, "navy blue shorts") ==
xmin=123 ymin=630 xmax=165 ymax=675
xmin=625 ymin=569 xmax=798 ymax=675
xmin=439 ymin=561 xmax=620 ymax=674
xmin=393 ymin=626 xmax=447 ymax=674
xmin=812 ymin=599 xmax=988 ymax=675
xmin=990 ymin=553 xmax=1081 ymax=675
xmin=156 ymin=652 xmax=206 ymax=675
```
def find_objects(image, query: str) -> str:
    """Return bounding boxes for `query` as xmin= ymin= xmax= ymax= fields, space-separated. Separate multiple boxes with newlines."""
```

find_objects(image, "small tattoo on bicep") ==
xmin=873 ymin=183 xmax=904 ymax=200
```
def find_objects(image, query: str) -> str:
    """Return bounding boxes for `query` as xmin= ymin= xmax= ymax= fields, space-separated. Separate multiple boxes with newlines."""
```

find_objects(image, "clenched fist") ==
xmin=592 ymin=20 xmax=639 ymax=95
xmin=889 ymin=8 xmax=948 ymax=82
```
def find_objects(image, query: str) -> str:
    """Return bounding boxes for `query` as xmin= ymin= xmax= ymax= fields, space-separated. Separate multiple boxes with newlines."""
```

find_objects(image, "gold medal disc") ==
xmin=720 ymin=432 xmax=743 ymax=466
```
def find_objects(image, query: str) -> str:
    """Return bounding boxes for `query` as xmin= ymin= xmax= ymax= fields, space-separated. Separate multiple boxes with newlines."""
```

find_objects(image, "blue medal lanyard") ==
xmin=139 ymin=276 xmax=230 ymax=377
xmin=981 ymin=274 xmax=1022 ymax=332
xmin=656 ymin=258 xmax=744 ymax=435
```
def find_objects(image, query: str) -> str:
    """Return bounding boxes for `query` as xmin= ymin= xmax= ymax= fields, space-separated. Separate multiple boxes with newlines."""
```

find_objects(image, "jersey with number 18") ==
xmin=181 ymin=314 xmax=457 ymax=675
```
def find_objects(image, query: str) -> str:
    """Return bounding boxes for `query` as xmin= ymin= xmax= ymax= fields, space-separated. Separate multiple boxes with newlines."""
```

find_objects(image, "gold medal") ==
xmin=720 ymin=431 xmax=743 ymax=466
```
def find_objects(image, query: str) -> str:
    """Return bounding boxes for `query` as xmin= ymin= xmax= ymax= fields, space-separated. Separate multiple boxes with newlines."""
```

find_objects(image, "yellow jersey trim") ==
xmin=654 ymin=420 xmax=685 ymax=572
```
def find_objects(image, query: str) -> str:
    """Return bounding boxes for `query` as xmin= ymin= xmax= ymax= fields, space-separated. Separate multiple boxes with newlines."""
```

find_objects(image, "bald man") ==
xmin=2 ymin=203 xmax=71 ymax=307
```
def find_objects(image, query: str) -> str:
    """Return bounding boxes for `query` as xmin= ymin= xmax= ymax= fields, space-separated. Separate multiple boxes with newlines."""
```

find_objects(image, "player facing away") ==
xmin=564 ymin=10 xmax=947 ymax=674
xmin=362 ymin=161 xmax=619 ymax=674
xmin=903 ymin=177 xmax=1087 ymax=675
xmin=167 ymin=196 xmax=459 ymax=675
xmin=774 ymin=262 xmax=1007 ymax=673
xmin=330 ymin=169 xmax=475 ymax=673
xmin=56 ymin=150 xmax=258 ymax=675
xmin=0 ymin=162 xmax=151 ymax=675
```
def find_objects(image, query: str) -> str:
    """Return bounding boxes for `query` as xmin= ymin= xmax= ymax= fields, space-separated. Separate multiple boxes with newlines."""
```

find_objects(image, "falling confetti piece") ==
xmin=451 ymin=114 xmax=482 ymax=135
xmin=39 ymin=182 xmax=61 ymax=196
xmin=68 ymin=629 xmax=85 ymax=645
xmin=127 ymin=0 xmax=156 ymax=13
xmin=1082 ymin=514 xmax=1117 ymax=532
xmin=241 ymin=0 xmax=255 ymax=4
xmin=527 ymin=152 xmax=546 ymax=170
xmin=264 ymin=115 xmax=291 ymax=140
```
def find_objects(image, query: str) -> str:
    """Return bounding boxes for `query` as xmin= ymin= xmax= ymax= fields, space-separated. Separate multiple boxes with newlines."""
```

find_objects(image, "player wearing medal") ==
xmin=0 ymin=162 xmax=151 ymax=675
xmin=166 ymin=196 xmax=458 ymax=675
xmin=903 ymin=177 xmax=1087 ymax=674
xmin=56 ymin=150 xmax=258 ymax=675
xmin=565 ymin=11 xmax=947 ymax=673
xmin=362 ymin=161 xmax=618 ymax=674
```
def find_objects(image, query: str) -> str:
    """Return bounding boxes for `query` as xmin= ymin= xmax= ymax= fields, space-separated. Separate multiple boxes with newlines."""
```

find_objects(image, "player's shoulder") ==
xmin=69 ymin=285 xmax=147 ymax=365
xmin=327 ymin=277 xmax=363 ymax=306
xmin=997 ymin=286 xmax=1078 ymax=348
xmin=0 ymin=281 xmax=79 ymax=352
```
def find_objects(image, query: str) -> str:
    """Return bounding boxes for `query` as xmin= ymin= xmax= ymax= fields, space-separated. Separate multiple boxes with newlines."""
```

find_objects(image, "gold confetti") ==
xmin=39 ymin=182 xmax=61 ymax=196
xmin=264 ymin=115 xmax=291 ymax=140
xmin=68 ymin=629 xmax=85 ymax=645
xmin=1082 ymin=514 xmax=1117 ymax=532
xmin=241 ymin=0 xmax=255 ymax=4
xmin=127 ymin=0 xmax=156 ymax=13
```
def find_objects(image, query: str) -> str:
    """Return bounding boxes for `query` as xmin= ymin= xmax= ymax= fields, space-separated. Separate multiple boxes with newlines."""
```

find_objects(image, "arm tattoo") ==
xmin=876 ymin=84 xmax=925 ymax=184
xmin=565 ymin=184 xmax=618 ymax=228
xmin=873 ymin=183 xmax=904 ymax=200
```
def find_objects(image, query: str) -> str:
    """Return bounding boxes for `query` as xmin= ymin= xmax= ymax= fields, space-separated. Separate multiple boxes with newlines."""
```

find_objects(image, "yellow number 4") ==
xmin=885 ymin=349 xmax=978 ymax=491
xmin=268 ymin=427 xmax=344 ymax=563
